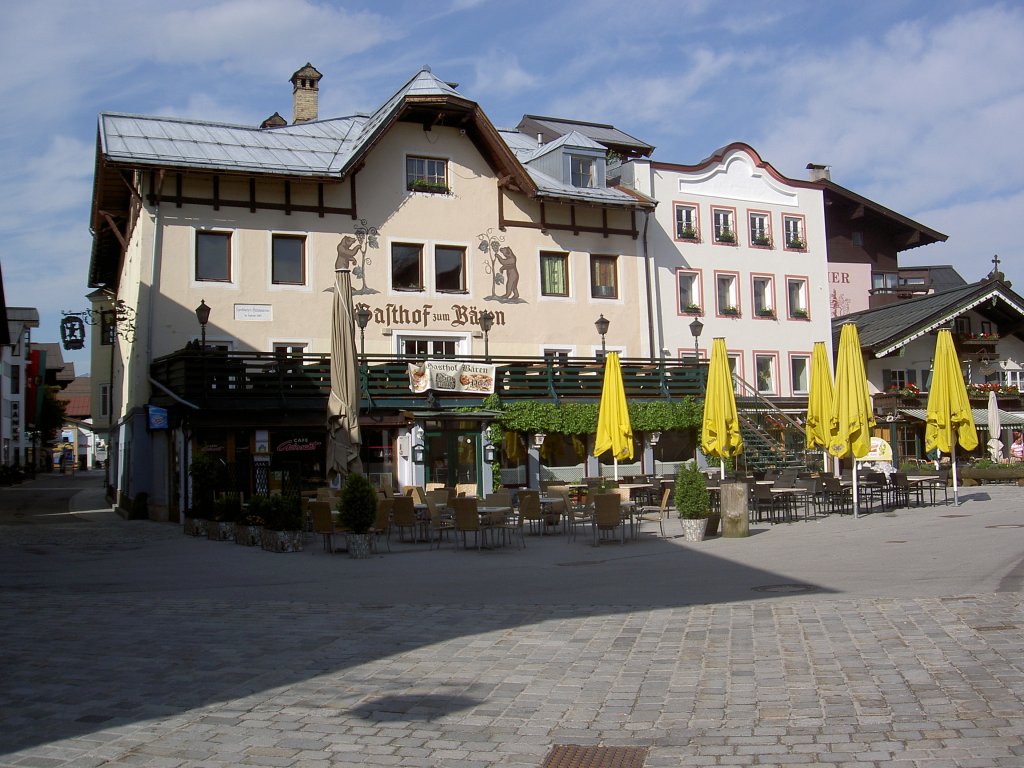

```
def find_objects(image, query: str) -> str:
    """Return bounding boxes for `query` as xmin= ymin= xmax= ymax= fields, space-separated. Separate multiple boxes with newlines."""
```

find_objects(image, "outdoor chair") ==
xmin=918 ymin=468 xmax=949 ymax=505
xmin=751 ymin=482 xmax=786 ymax=524
xmin=551 ymin=486 xmax=593 ymax=543
xmin=424 ymin=494 xmax=455 ymax=549
xmin=391 ymin=495 xmax=420 ymax=543
xmin=890 ymin=472 xmax=924 ymax=508
xmin=593 ymin=492 xmax=627 ymax=545
xmin=310 ymin=500 xmax=343 ymax=552
xmin=821 ymin=476 xmax=852 ymax=515
xmin=453 ymin=497 xmax=487 ymax=550
xmin=635 ymin=486 xmax=671 ymax=538
xmin=370 ymin=498 xmax=392 ymax=552
xmin=517 ymin=490 xmax=545 ymax=536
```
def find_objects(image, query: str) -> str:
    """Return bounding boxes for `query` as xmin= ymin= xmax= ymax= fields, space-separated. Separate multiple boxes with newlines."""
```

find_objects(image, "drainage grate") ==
xmin=751 ymin=583 xmax=817 ymax=594
xmin=542 ymin=745 xmax=648 ymax=768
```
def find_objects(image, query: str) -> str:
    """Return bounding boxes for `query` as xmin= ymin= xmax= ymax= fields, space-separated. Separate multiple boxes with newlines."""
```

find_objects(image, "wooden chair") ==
xmin=371 ymin=498 xmax=392 ymax=552
xmin=635 ymin=486 xmax=671 ymax=538
xmin=425 ymin=494 xmax=455 ymax=549
xmin=391 ymin=495 xmax=420 ymax=543
xmin=517 ymin=490 xmax=545 ymax=536
xmin=310 ymin=500 xmax=342 ymax=552
xmin=553 ymin=485 xmax=593 ymax=543
xmin=593 ymin=492 xmax=626 ymax=545
xmin=453 ymin=497 xmax=485 ymax=550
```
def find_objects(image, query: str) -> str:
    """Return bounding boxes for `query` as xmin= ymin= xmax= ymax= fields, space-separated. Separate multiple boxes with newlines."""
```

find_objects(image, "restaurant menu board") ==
xmin=408 ymin=361 xmax=496 ymax=394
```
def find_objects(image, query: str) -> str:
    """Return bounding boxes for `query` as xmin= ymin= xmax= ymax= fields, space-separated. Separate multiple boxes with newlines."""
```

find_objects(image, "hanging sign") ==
xmin=408 ymin=361 xmax=496 ymax=394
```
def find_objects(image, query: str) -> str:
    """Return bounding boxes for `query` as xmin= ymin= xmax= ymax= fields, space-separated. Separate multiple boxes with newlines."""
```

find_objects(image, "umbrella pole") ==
xmin=720 ymin=458 xmax=725 ymax=481
xmin=853 ymin=461 xmax=859 ymax=519
xmin=952 ymin=443 xmax=960 ymax=506
xmin=613 ymin=457 xmax=619 ymax=481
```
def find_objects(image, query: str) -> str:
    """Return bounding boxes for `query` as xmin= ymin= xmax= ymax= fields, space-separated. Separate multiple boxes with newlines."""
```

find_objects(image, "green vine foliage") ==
xmin=482 ymin=393 xmax=702 ymax=436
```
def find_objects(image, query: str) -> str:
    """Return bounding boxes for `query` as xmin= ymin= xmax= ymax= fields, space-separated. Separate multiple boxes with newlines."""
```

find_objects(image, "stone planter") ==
xmin=260 ymin=528 xmax=304 ymax=553
xmin=680 ymin=517 xmax=708 ymax=543
xmin=207 ymin=521 xmax=235 ymax=542
xmin=183 ymin=516 xmax=209 ymax=537
xmin=348 ymin=532 xmax=372 ymax=559
xmin=234 ymin=524 xmax=262 ymax=546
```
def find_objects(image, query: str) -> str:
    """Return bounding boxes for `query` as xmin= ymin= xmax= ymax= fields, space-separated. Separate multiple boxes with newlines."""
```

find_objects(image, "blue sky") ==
xmin=2 ymin=0 xmax=1022 ymax=376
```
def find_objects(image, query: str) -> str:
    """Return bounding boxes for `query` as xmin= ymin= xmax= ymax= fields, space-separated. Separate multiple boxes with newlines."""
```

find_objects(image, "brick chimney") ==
xmin=806 ymin=163 xmax=831 ymax=181
xmin=290 ymin=63 xmax=322 ymax=124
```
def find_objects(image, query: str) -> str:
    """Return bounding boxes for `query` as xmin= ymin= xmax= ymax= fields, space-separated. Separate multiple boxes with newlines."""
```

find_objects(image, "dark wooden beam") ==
xmin=98 ymin=210 xmax=127 ymax=250
xmin=212 ymin=176 xmax=220 ymax=211
xmin=249 ymin=178 xmax=256 ymax=213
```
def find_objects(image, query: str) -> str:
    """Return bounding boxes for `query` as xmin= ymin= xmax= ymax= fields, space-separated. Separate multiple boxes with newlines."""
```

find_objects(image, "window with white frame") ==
xmin=271 ymin=234 xmax=305 ymax=285
xmin=783 ymin=215 xmax=805 ymax=249
xmin=675 ymin=204 xmax=698 ymax=240
xmin=590 ymin=254 xmax=618 ymax=299
xmin=716 ymin=273 xmax=738 ymax=315
xmin=196 ymin=231 xmax=231 ymax=281
xmin=406 ymin=156 xmax=448 ymax=193
xmin=791 ymin=356 xmax=810 ymax=394
xmin=712 ymin=208 xmax=736 ymax=243
xmin=872 ymin=272 xmax=897 ymax=293
xmin=540 ymin=251 xmax=569 ymax=297
xmin=749 ymin=211 xmax=771 ymax=247
xmin=753 ymin=276 xmax=774 ymax=317
xmin=273 ymin=343 xmax=308 ymax=356
xmin=727 ymin=354 xmax=741 ymax=393
xmin=1003 ymin=370 xmax=1024 ymax=389
xmin=400 ymin=336 xmax=460 ymax=357
xmin=391 ymin=243 xmax=424 ymax=291
xmin=570 ymin=155 xmax=596 ymax=188
xmin=787 ymin=278 xmax=808 ymax=318
xmin=755 ymin=354 xmax=776 ymax=394
xmin=677 ymin=271 xmax=701 ymax=314
xmin=434 ymin=245 xmax=466 ymax=292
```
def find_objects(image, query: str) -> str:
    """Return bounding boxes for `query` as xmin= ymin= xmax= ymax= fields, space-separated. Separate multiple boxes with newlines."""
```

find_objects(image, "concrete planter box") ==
xmin=234 ymin=524 xmax=262 ymax=546
xmin=183 ymin=516 xmax=208 ymax=537
xmin=260 ymin=528 xmax=304 ymax=553
xmin=207 ymin=521 xmax=235 ymax=542
xmin=958 ymin=467 xmax=1024 ymax=485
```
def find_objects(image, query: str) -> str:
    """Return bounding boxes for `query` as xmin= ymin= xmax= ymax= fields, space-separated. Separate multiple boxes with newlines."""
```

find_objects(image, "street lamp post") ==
xmin=595 ymin=314 xmax=610 ymax=357
xmin=355 ymin=305 xmax=372 ymax=358
xmin=479 ymin=310 xmax=495 ymax=360
xmin=689 ymin=317 xmax=703 ymax=363
xmin=195 ymin=299 xmax=211 ymax=397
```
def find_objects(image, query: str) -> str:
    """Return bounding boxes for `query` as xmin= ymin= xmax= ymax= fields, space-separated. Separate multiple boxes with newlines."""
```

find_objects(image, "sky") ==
xmin=2 ymin=0 xmax=1022 ymax=376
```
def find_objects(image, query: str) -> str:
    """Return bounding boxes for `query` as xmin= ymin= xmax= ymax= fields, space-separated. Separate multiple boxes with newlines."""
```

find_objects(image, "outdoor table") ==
xmin=770 ymin=487 xmax=811 ymax=520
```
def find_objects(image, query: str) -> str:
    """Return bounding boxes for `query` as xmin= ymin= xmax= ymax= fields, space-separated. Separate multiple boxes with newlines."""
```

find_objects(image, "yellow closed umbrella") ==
xmin=701 ymin=338 xmax=743 ymax=478
xmin=805 ymin=341 xmax=834 ymax=472
xmin=593 ymin=352 xmax=633 ymax=480
xmin=925 ymin=329 xmax=978 ymax=505
xmin=828 ymin=323 xmax=874 ymax=517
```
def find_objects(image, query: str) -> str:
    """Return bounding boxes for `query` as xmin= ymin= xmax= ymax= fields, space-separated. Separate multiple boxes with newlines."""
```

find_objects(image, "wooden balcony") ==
xmin=149 ymin=350 xmax=708 ymax=412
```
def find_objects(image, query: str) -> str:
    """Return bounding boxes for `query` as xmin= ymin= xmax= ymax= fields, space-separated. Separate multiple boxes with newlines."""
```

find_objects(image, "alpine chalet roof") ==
xmin=98 ymin=67 xmax=648 ymax=210
xmin=834 ymin=277 xmax=1024 ymax=358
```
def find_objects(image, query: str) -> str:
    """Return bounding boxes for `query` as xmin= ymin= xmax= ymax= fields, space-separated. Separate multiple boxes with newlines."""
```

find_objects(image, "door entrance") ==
xmin=424 ymin=428 xmax=481 ymax=495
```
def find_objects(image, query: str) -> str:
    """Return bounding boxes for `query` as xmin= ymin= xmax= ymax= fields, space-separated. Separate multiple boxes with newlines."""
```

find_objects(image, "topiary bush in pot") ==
xmin=338 ymin=473 xmax=379 ymax=558
xmin=675 ymin=462 xmax=711 ymax=542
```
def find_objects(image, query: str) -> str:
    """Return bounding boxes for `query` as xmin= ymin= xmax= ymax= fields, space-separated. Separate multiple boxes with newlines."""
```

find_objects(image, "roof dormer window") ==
xmin=570 ymin=155 xmax=596 ymax=188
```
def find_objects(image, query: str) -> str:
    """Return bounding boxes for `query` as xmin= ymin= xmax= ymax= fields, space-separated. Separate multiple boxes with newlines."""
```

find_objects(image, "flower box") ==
xmin=234 ymin=523 xmax=262 ymax=546
xmin=260 ymin=528 xmax=304 ymax=553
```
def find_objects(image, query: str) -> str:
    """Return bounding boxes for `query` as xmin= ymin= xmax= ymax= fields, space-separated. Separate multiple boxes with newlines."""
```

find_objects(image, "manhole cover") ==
xmin=986 ymin=524 xmax=1024 ymax=529
xmin=750 ymin=583 xmax=817 ymax=594
xmin=542 ymin=745 xmax=648 ymax=768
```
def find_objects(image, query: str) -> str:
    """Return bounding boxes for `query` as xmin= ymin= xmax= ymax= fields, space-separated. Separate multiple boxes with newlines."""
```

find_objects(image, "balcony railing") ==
xmin=149 ymin=350 xmax=709 ymax=411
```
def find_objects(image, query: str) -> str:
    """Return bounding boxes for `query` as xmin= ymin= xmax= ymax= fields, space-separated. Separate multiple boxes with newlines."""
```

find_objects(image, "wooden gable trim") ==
xmin=497 ymin=192 xmax=640 ymax=239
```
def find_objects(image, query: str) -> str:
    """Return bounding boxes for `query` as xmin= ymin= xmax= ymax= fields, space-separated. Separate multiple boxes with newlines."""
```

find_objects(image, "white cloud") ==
xmin=468 ymin=54 xmax=537 ymax=98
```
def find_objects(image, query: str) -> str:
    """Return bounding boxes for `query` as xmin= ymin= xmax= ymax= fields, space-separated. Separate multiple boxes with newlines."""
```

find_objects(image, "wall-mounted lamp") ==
xmin=649 ymin=431 xmax=662 ymax=446
xmin=483 ymin=443 xmax=498 ymax=463
xmin=595 ymin=314 xmax=610 ymax=356
xmin=533 ymin=433 xmax=547 ymax=448
xmin=479 ymin=309 xmax=495 ymax=360
xmin=355 ymin=305 xmax=372 ymax=357
xmin=689 ymin=317 xmax=703 ymax=362
xmin=195 ymin=299 xmax=211 ymax=349
xmin=411 ymin=443 xmax=426 ymax=464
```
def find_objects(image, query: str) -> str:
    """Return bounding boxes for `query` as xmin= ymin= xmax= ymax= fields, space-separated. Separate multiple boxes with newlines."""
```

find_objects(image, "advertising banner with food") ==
xmin=408 ymin=361 xmax=496 ymax=394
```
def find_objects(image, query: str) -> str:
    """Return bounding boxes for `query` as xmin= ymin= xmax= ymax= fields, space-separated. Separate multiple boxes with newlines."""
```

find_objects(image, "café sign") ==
xmin=408 ymin=361 xmax=496 ymax=394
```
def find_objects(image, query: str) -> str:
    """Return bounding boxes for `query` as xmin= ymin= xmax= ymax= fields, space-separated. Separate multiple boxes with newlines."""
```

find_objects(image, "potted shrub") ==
xmin=235 ymin=497 xmax=265 ymax=546
xmin=259 ymin=493 xmax=304 ymax=552
xmin=207 ymin=493 xmax=241 ymax=541
xmin=184 ymin=451 xmax=222 ymax=536
xmin=675 ymin=462 xmax=711 ymax=542
xmin=338 ymin=473 xmax=379 ymax=559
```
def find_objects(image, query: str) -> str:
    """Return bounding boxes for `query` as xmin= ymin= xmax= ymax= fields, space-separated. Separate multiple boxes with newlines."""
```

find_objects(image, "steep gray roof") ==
xmin=98 ymin=67 xmax=647 ymax=209
xmin=517 ymin=115 xmax=654 ymax=157
xmin=834 ymin=279 xmax=1024 ymax=357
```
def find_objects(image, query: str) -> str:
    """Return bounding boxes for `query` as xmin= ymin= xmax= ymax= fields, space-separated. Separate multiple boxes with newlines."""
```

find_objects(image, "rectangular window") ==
xmin=540 ymin=251 xmax=569 ymax=297
xmin=783 ymin=215 xmax=805 ymax=249
xmin=753 ymin=276 xmax=774 ymax=317
xmin=712 ymin=207 xmax=736 ymax=244
xmin=1004 ymin=370 xmax=1024 ymax=389
xmin=716 ymin=273 xmax=738 ymax=315
xmin=434 ymin=245 xmax=466 ymax=292
xmin=100 ymin=383 xmax=111 ymax=418
xmin=101 ymin=310 xmax=115 ymax=345
xmin=749 ymin=211 xmax=771 ymax=247
xmin=570 ymin=156 xmax=595 ymax=188
xmin=787 ymin=278 xmax=808 ymax=318
xmin=391 ymin=243 xmax=424 ymax=291
xmin=273 ymin=343 xmax=307 ymax=356
xmin=10 ymin=364 xmax=19 ymax=395
xmin=791 ymin=356 xmax=810 ymax=395
xmin=271 ymin=234 xmax=305 ymax=285
xmin=401 ymin=337 xmax=458 ymax=357
xmin=675 ymin=204 xmax=699 ymax=240
xmin=755 ymin=354 xmax=777 ymax=394
xmin=406 ymin=156 xmax=448 ymax=193
xmin=677 ymin=270 xmax=701 ymax=314
xmin=872 ymin=272 xmax=897 ymax=292
xmin=727 ymin=354 xmax=741 ymax=393
xmin=196 ymin=231 xmax=231 ymax=282
xmin=590 ymin=255 xmax=618 ymax=299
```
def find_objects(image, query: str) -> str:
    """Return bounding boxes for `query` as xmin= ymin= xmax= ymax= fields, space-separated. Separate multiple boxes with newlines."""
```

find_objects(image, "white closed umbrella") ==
xmin=987 ymin=390 xmax=1003 ymax=462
